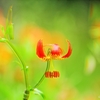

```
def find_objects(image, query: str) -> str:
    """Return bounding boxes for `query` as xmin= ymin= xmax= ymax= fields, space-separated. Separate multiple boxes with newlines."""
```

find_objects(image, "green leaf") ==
xmin=5 ymin=6 xmax=14 ymax=40
xmin=0 ymin=38 xmax=6 ymax=42
xmin=5 ymin=23 xmax=14 ymax=40
xmin=13 ymin=60 xmax=22 ymax=67
xmin=8 ymin=23 xmax=14 ymax=39
xmin=33 ymin=88 xmax=45 ymax=99
xmin=0 ymin=25 xmax=5 ymax=35
xmin=5 ymin=26 xmax=9 ymax=35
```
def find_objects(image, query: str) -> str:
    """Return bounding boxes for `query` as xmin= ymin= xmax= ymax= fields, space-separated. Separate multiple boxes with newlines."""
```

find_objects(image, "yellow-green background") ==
xmin=0 ymin=0 xmax=100 ymax=100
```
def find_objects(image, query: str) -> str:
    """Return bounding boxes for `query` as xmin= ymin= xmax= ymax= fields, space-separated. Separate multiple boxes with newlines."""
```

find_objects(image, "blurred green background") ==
xmin=0 ymin=0 xmax=100 ymax=100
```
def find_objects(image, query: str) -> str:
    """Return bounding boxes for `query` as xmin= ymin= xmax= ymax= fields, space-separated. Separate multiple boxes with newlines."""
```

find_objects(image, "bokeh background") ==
xmin=0 ymin=0 xmax=100 ymax=100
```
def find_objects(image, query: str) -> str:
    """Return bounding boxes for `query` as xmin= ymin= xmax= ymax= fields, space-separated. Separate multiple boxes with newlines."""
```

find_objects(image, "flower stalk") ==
xmin=6 ymin=39 xmax=29 ymax=89
xmin=33 ymin=60 xmax=51 ymax=88
xmin=5 ymin=39 xmax=30 ymax=99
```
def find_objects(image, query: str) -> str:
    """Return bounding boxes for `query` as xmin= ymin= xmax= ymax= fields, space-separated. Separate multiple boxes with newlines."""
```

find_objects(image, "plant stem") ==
xmin=33 ymin=60 xmax=51 ymax=88
xmin=5 ymin=39 xmax=29 ymax=90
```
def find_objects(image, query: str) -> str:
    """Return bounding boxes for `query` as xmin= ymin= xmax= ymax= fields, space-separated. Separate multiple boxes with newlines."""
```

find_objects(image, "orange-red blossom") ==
xmin=36 ymin=39 xmax=72 ymax=60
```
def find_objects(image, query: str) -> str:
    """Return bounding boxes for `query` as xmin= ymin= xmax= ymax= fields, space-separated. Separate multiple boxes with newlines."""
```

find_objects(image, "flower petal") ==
xmin=51 ymin=44 xmax=62 ymax=56
xmin=36 ymin=40 xmax=46 ymax=58
xmin=61 ymin=40 xmax=72 ymax=58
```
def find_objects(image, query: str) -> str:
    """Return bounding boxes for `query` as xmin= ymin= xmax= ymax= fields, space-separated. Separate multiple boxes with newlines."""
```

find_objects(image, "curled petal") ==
xmin=61 ymin=40 xmax=72 ymax=58
xmin=36 ymin=40 xmax=46 ymax=58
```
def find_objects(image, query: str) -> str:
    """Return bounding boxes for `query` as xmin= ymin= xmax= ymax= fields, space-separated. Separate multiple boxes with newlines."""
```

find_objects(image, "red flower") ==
xmin=36 ymin=39 xmax=72 ymax=60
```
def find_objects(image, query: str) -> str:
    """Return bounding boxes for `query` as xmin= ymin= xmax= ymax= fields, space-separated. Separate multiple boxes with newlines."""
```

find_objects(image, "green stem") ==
xmin=33 ymin=60 xmax=51 ymax=89
xmin=5 ymin=39 xmax=29 ymax=90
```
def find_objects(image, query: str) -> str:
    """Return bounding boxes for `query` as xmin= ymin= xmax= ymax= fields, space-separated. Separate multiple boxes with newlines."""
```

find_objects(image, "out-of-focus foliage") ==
xmin=0 ymin=0 xmax=100 ymax=100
